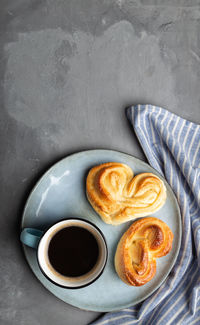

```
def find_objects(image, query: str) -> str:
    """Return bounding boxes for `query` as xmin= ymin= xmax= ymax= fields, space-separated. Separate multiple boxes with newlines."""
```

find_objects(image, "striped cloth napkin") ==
xmin=91 ymin=105 xmax=200 ymax=325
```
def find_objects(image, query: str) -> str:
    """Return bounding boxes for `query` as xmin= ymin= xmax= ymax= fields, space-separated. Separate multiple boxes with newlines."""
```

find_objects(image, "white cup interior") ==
xmin=37 ymin=219 xmax=107 ymax=288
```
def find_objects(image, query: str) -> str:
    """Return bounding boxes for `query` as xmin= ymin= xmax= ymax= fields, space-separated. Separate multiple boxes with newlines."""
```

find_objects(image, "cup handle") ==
xmin=20 ymin=228 xmax=44 ymax=249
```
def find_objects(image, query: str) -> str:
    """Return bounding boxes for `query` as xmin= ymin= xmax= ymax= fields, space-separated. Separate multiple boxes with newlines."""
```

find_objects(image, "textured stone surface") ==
xmin=0 ymin=1 xmax=200 ymax=324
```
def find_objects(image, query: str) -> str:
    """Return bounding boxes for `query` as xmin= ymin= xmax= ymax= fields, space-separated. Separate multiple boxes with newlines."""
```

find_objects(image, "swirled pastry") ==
xmin=86 ymin=163 xmax=166 ymax=225
xmin=115 ymin=217 xmax=173 ymax=286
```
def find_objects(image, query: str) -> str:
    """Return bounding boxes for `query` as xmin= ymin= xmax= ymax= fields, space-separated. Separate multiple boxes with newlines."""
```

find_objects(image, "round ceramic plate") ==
xmin=21 ymin=149 xmax=182 ymax=312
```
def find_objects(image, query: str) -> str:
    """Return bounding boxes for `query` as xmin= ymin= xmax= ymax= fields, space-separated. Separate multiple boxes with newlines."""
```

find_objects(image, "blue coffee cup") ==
xmin=20 ymin=218 xmax=108 ymax=289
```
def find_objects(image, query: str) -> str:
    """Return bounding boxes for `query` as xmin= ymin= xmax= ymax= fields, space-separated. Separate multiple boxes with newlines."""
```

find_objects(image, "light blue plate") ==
xmin=21 ymin=149 xmax=182 ymax=312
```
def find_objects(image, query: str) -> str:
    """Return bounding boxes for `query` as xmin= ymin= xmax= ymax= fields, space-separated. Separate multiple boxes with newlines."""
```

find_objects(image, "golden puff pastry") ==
xmin=86 ymin=162 xmax=166 ymax=225
xmin=115 ymin=217 xmax=173 ymax=286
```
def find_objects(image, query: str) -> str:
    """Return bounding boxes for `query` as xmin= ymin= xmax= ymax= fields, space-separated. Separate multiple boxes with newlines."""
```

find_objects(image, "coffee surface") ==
xmin=48 ymin=226 xmax=99 ymax=277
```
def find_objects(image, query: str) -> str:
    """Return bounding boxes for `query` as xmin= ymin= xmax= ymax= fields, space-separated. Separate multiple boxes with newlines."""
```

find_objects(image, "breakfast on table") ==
xmin=21 ymin=160 xmax=173 ymax=288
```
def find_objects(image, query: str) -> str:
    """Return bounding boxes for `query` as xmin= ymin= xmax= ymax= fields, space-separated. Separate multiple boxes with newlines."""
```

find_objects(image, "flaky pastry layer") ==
xmin=86 ymin=162 xmax=167 ymax=225
xmin=114 ymin=217 xmax=173 ymax=286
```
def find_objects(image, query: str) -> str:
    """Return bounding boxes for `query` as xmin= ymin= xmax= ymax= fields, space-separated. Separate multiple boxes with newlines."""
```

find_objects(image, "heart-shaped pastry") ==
xmin=86 ymin=163 xmax=166 ymax=225
xmin=115 ymin=217 xmax=173 ymax=286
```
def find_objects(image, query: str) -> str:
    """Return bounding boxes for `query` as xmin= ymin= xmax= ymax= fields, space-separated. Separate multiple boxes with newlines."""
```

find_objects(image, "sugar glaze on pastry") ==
xmin=114 ymin=217 xmax=173 ymax=286
xmin=86 ymin=162 xmax=167 ymax=225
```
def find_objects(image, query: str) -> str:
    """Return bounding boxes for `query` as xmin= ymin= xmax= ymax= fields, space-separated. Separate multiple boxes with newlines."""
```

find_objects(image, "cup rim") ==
xmin=36 ymin=217 xmax=108 ymax=289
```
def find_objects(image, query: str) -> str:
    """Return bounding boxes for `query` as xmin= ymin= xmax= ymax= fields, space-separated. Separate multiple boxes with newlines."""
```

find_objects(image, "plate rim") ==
xmin=21 ymin=149 xmax=182 ymax=312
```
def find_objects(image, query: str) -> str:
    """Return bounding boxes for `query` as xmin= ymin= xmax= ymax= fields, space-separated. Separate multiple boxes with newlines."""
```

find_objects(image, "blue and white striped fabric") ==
xmin=91 ymin=105 xmax=200 ymax=325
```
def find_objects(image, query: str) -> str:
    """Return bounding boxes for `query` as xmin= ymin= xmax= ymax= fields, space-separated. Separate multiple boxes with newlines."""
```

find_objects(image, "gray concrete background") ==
xmin=1 ymin=1 xmax=200 ymax=324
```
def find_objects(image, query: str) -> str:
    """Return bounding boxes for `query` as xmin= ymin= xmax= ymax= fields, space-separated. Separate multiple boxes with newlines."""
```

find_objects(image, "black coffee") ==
xmin=48 ymin=226 xmax=99 ymax=277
